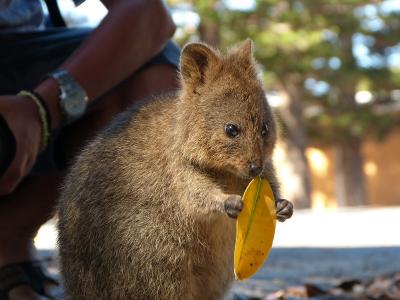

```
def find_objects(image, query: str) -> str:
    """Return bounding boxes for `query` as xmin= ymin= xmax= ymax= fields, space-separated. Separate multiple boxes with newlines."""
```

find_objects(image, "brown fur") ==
xmin=58 ymin=40 xmax=285 ymax=300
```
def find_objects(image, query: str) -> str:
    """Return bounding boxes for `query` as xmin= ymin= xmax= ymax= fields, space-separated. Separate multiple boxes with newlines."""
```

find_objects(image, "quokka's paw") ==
xmin=224 ymin=195 xmax=243 ymax=219
xmin=275 ymin=199 xmax=294 ymax=222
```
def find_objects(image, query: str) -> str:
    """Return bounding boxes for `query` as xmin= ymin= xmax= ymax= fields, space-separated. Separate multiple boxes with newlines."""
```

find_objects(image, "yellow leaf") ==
xmin=234 ymin=176 xmax=276 ymax=280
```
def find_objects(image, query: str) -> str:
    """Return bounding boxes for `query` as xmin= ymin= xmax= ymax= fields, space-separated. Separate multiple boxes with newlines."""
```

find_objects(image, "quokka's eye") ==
xmin=225 ymin=123 xmax=240 ymax=138
xmin=261 ymin=122 xmax=269 ymax=137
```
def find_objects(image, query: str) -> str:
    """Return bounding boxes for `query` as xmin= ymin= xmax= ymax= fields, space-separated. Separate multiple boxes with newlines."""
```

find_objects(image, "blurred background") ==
xmin=37 ymin=1 xmax=400 ymax=299
xmin=56 ymin=0 xmax=400 ymax=210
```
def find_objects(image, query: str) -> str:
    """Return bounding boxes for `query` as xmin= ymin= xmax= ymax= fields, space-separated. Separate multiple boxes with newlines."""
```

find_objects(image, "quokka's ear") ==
xmin=180 ymin=42 xmax=220 ymax=90
xmin=230 ymin=38 xmax=253 ymax=64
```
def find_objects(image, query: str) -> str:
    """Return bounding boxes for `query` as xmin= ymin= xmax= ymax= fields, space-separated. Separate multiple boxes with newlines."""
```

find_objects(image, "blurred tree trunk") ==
xmin=332 ymin=33 xmax=368 ymax=207
xmin=196 ymin=0 xmax=220 ymax=46
xmin=277 ymin=78 xmax=311 ymax=208
xmin=333 ymin=90 xmax=368 ymax=207
xmin=335 ymin=138 xmax=367 ymax=206
xmin=199 ymin=19 xmax=220 ymax=46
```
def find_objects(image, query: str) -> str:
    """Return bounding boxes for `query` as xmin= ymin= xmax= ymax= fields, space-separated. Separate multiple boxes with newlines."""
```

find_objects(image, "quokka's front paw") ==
xmin=224 ymin=195 xmax=243 ymax=219
xmin=275 ymin=199 xmax=294 ymax=222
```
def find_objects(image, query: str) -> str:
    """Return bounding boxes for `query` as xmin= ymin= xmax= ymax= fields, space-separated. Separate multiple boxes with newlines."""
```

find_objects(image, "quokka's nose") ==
xmin=249 ymin=163 xmax=262 ymax=177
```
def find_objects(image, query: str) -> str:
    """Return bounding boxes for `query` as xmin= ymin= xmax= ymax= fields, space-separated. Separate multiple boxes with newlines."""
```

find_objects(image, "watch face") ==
xmin=51 ymin=69 xmax=88 ymax=122
xmin=60 ymin=89 xmax=87 ymax=120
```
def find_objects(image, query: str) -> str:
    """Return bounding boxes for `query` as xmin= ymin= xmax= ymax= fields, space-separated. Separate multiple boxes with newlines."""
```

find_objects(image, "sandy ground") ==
xmin=36 ymin=206 xmax=400 ymax=250
xmin=35 ymin=206 xmax=400 ymax=299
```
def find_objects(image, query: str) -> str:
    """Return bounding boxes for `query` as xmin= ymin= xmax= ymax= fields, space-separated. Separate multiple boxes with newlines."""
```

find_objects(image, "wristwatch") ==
xmin=47 ymin=69 xmax=88 ymax=124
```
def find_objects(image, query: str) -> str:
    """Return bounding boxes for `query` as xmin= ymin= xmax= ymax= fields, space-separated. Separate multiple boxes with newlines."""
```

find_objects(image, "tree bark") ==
xmin=331 ymin=33 xmax=368 ymax=207
xmin=335 ymin=138 xmax=368 ymax=206
xmin=277 ymin=79 xmax=312 ymax=208
xmin=199 ymin=19 xmax=220 ymax=46
xmin=333 ymin=42 xmax=368 ymax=207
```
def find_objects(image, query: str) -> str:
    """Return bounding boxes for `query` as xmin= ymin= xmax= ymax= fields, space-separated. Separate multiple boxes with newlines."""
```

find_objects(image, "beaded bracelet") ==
xmin=18 ymin=90 xmax=51 ymax=152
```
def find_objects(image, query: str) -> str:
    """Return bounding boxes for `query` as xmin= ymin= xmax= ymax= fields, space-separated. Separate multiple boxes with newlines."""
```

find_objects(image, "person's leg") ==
xmin=0 ymin=175 xmax=60 ymax=266
xmin=0 ymin=175 xmax=61 ymax=300
xmin=0 ymin=63 xmax=179 ymax=299
xmin=58 ymin=63 xmax=179 ymax=159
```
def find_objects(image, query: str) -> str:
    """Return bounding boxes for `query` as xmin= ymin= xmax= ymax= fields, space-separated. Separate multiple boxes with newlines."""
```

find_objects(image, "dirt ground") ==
xmin=228 ymin=247 xmax=400 ymax=299
xmin=39 ymin=247 xmax=400 ymax=299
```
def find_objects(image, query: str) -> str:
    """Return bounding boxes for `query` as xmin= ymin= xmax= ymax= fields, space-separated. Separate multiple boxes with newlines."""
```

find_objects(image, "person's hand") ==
xmin=0 ymin=95 xmax=42 ymax=195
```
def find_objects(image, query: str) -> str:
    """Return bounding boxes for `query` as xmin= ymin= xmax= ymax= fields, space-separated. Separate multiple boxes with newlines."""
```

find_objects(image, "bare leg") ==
xmin=59 ymin=64 xmax=179 ymax=159
xmin=0 ymin=64 xmax=179 ymax=299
